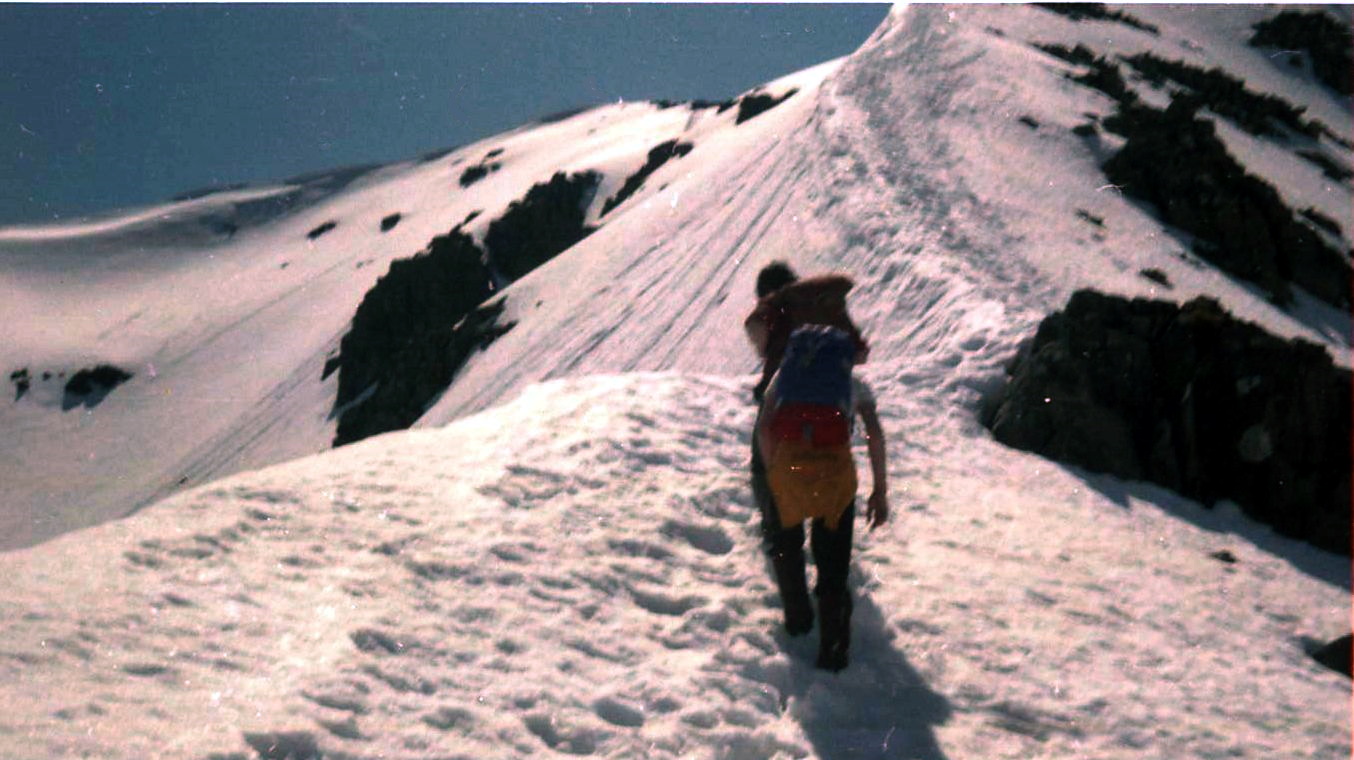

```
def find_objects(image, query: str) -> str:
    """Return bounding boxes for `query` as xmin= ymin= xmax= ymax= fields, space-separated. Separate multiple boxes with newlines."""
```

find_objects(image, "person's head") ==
xmin=755 ymin=261 xmax=798 ymax=298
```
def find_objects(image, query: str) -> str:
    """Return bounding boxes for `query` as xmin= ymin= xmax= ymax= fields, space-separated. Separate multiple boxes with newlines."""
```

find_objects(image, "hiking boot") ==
xmin=815 ymin=590 xmax=852 ymax=671
xmin=816 ymin=639 xmax=849 ymax=672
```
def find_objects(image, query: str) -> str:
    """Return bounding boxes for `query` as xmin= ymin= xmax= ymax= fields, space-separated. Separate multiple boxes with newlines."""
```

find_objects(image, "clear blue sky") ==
xmin=0 ymin=3 xmax=888 ymax=226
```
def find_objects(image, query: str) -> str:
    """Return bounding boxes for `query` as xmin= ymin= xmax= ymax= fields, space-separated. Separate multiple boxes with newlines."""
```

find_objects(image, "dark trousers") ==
xmin=751 ymin=435 xmax=855 ymax=646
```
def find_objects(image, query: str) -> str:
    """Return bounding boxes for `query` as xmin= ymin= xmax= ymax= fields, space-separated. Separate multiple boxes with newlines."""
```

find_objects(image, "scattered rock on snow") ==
xmin=601 ymin=139 xmax=694 ymax=216
xmin=305 ymin=220 xmax=338 ymax=241
xmin=985 ymin=289 xmax=1351 ymax=555
xmin=1033 ymin=2 xmax=1159 ymax=35
xmin=62 ymin=365 xmax=133 ymax=410
xmin=1138 ymin=268 xmax=1172 ymax=288
xmin=9 ymin=368 xmax=30 ymax=401
xmin=459 ymin=162 xmax=501 ymax=188
xmin=734 ymin=88 xmax=800 ymax=125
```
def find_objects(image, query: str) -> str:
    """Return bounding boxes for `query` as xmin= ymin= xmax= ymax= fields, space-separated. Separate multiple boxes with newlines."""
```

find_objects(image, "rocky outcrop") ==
xmin=1035 ymin=43 xmax=1352 ymax=311
xmin=332 ymin=231 xmax=503 ymax=447
xmin=985 ymin=290 xmax=1351 ymax=555
xmin=1250 ymin=10 xmax=1353 ymax=96
xmin=1120 ymin=52 xmax=1324 ymax=140
xmin=306 ymin=220 xmax=338 ymax=241
xmin=1103 ymin=99 xmax=1351 ymax=310
xmin=735 ymin=89 xmax=800 ymax=125
xmin=459 ymin=163 xmax=501 ymax=188
xmin=379 ymin=213 xmax=402 ymax=232
xmin=484 ymin=171 xmax=600 ymax=282
xmin=63 ymin=365 xmax=134 ymax=410
xmin=333 ymin=172 xmax=600 ymax=447
xmin=1034 ymin=3 xmax=1159 ymax=35
xmin=600 ymin=140 xmax=694 ymax=217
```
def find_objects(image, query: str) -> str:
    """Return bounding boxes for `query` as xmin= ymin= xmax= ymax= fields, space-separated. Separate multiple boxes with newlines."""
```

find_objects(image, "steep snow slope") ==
xmin=0 ymin=69 xmax=816 ymax=549
xmin=1 ymin=5 xmax=1348 ymax=550
xmin=1 ymin=374 xmax=1346 ymax=759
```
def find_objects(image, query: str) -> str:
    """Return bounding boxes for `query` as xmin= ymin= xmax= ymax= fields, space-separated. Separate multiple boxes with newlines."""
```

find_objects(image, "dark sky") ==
xmin=0 ymin=3 xmax=888 ymax=226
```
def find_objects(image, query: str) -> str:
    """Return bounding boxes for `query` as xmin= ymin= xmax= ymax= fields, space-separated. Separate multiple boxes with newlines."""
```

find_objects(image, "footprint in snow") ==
xmin=592 ymin=696 xmax=646 ymax=728
xmin=661 ymin=519 xmax=734 ymax=555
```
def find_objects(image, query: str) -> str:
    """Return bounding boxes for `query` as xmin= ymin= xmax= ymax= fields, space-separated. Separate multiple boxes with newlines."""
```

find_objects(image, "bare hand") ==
xmin=866 ymin=490 xmax=889 ymax=530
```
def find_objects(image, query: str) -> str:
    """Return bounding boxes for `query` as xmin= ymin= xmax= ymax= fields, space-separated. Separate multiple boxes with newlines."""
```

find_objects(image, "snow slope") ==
xmin=2 ymin=373 xmax=1346 ymax=759
xmin=2 ymin=5 xmax=1348 ymax=549
xmin=0 ymin=4 xmax=1350 ymax=758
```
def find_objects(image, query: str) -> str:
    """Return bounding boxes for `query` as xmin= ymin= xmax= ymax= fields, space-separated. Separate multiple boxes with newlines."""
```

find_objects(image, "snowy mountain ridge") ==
xmin=0 ymin=5 xmax=1349 ymax=758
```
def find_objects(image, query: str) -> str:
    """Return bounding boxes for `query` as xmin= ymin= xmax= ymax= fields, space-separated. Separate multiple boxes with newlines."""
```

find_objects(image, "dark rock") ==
xmin=484 ymin=171 xmax=601 ymax=281
xmin=463 ymin=209 xmax=482 ymax=226
xmin=306 ymin=220 xmax=338 ymax=241
xmin=1075 ymin=209 xmax=1105 ymax=227
xmin=601 ymin=140 xmax=695 ymax=217
xmin=1019 ymin=116 xmax=1041 ymax=129
xmin=1295 ymin=149 xmax=1353 ymax=182
xmin=1072 ymin=122 xmax=1098 ymax=137
xmin=459 ymin=163 xmax=500 ymax=188
xmin=694 ymin=98 xmax=737 ymax=112
xmin=63 ymin=365 xmax=133 ymax=410
xmin=1120 ymin=53 xmax=1321 ymax=139
xmin=1309 ymin=634 xmax=1353 ymax=677
xmin=986 ymin=290 xmax=1352 ymax=555
xmin=1300 ymin=207 xmax=1344 ymax=238
xmin=333 ymin=173 xmax=596 ymax=448
xmin=1209 ymin=549 xmax=1238 ymax=564
xmin=1139 ymin=268 xmax=1173 ymax=288
xmin=1250 ymin=10 xmax=1353 ymax=96
xmin=320 ymin=356 xmax=340 ymax=381
xmin=1044 ymin=49 xmax=1135 ymax=104
xmin=379 ymin=213 xmax=402 ymax=233
xmin=1036 ymin=42 xmax=1098 ymax=67
xmin=735 ymin=89 xmax=799 ymax=125
xmin=1102 ymin=98 xmax=1351 ymax=310
xmin=1034 ymin=3 xmax=1159 ymax=35
xmin=484 ymin=147 xmax=504 ymax=159
xmin=331 ymin=230 xmax=504 ymax=447
xmin=9 ymin=368 xmax=29 ymax=401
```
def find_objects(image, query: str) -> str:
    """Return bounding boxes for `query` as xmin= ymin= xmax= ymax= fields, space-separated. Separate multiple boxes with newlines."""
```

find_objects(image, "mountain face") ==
xmin=0 ymin=4 xmax=1349 ymax=758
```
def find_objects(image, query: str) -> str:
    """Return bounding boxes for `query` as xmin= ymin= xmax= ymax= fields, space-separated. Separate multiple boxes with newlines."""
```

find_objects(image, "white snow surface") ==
xmin=2 ymin=372 xmax=1347 ymax=759
xmin=0 ymin=4 xmax=1350 ymax=758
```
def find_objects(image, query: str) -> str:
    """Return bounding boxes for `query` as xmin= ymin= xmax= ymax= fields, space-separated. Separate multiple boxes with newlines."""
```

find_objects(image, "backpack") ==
xmin=759 ymin=325 xmax=858 ymax=529
xmin=745 ymin=274 xmax=868 ymax=401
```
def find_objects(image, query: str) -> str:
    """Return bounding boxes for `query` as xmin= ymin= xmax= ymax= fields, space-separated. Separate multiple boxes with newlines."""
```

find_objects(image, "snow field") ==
xmin=1 ymin=372 xmax=1345 ymax=759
